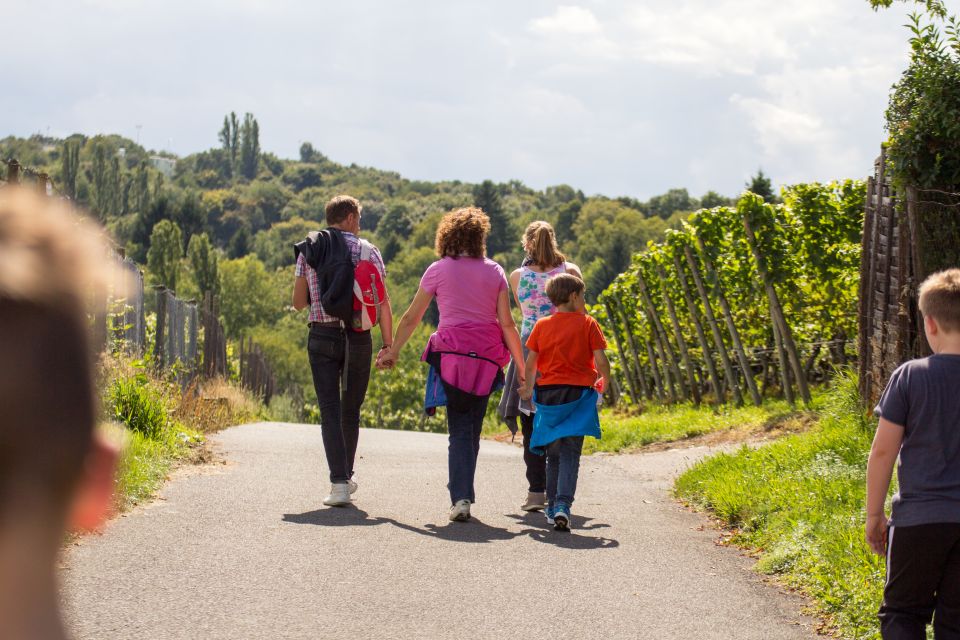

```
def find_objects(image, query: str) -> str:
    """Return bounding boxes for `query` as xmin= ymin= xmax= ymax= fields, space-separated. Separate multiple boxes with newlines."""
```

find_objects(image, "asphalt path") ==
xmin=62 ymin=424 xmax=815 ymax=639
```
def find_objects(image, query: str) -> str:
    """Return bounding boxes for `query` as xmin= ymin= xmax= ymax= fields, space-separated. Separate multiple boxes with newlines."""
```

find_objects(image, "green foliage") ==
xmin=745 ymin=168 xmax=777 ymax=203
xmin=147 ymin=219 xmax=183 ymax=291
xmin=675 ymin=374 xmax=883 ymax=638
xmin=598 ymin=182 xmax=864 ymax=408
xmin=239 ymin=113 xmax=261 ymax=180
xmin=109 ymin=376 xmax=171 ymax=439
xmin=219 ymin=255 xmax=285 ymax=337
xmin=187 ymin=232 xmax=220 ymax=298
xmin=884 ymin=10 xmax=960 ymax=188
xmin=473 ymin=180 xmax=512 ymax=257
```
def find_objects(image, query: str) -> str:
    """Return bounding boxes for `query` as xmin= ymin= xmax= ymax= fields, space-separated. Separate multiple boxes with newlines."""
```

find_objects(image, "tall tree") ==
xmin=472 ymin=180 xmax=511 ymax=256
xmin=299 ymin=142 xmax=318 ymax=163
xmin=61 ymin=139 xmax=80 ymax=199
xmin=91 ymin=141 xmax=110 ymax=220
xmin=228 ymin=224 xmax=252 ymax=258
xmin=176 ymin=190 xmax=206 ymax=241
xmin=187 ymin=232 xmax=220 ymax=298
xmin=134 ymin=161 xmax=151 ymax=214
xmin=746 ymin=169 xmax=777 ymax=203
xmin=147 ymin=220 xmax=183 ymax=292
xmin=239 ymin=113 xmax=260 ymax=180
xmin=219 ymin=112 xmax=240 ymax=178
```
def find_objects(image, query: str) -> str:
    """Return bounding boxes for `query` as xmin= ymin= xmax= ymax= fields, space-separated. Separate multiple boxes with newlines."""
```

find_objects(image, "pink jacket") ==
xmin=422 ymin=322 xmax=510 ymax=396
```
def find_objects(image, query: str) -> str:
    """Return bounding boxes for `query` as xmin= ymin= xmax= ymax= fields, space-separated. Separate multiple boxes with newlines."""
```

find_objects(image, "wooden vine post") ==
xmin=642 ymin=336 xmax=666 ymax=402
xmin=742 ymin=214 xmax=811 ymax=405
xmin=654 ymin=263 xmax=702 ymax=405
xmin=672 ymin=252 xmax=723 ymax=404
xmin=603 ymin=298 xmax=641 ymax=404
xmin=692 ymin=234 xmax=762 ymax=405
xmin=683 ymin=245 xmax=744 ymax=406
xmin=636 ymin=273 xmax=683 ymax=403
xmin=614 ymin=296 xmax=652 ymax=400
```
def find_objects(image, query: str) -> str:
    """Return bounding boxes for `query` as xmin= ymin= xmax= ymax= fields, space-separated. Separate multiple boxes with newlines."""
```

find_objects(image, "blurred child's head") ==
xmin=546 ymin=273 xmax=586 ymax=311
xmin=919 ymin=268 xmax=960 ymax=352
xmin=0 ymin=188 xmax=119 ymax=538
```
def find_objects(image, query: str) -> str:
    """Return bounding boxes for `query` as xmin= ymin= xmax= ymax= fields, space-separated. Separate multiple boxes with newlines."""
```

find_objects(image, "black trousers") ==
xmin=880 ymin=522 xmax=960 ymax=639
xmin=520 ymin=412 xmax=546 ymax=493
xmin=307 ymin=326 xmax=372 ymax=484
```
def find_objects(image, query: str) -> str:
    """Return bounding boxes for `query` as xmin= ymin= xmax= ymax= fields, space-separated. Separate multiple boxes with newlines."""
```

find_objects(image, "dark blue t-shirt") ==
xmin=875 ymin=354 xmax=960 ymax=526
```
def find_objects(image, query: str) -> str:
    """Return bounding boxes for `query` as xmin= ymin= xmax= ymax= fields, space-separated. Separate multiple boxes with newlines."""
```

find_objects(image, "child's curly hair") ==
xmin=434 ymin=207 xmax=490 ymax=259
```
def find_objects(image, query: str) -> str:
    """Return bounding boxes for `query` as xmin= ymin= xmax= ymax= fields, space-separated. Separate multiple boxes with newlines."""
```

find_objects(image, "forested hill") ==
xmin=0 ymin=114 xmax=747 ymax=400
xmin=0 ymin=115 xmax=743 ymax=299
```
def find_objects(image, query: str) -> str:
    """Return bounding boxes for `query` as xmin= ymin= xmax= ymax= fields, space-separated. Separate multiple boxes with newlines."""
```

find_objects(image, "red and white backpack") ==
xmin=351 ymin=240 xmax=386 ymax=332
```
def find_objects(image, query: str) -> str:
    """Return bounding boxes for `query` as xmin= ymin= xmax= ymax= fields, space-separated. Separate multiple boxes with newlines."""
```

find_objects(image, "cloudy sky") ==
xmin=1 ymin=1 xmax=934 ymax=199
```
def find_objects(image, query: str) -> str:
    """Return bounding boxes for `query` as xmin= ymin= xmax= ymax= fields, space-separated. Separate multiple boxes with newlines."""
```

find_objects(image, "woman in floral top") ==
xmin=505 ymin=221 xmax=582 ymax=512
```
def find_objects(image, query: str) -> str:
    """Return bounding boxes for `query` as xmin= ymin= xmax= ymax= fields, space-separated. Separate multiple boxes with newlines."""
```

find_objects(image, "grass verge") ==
xmin=100 ymin=353 xmax=263 ymax=512
xmin=674 ymin=373 xmax=884 ymax=639
xmin=484 ymin=393 xmax=822 ymax=453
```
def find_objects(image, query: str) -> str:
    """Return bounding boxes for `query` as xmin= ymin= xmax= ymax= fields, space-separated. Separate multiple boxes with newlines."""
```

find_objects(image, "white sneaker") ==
xmin=323 ymin=483 xmax=351 ymax=507
xmin=347 ymin=477 xmax=358 ymax=495
xmin=449 ymin=499 xmax=471 ymax=522
xmin=521 ymin=491 xmax=547 ymax=512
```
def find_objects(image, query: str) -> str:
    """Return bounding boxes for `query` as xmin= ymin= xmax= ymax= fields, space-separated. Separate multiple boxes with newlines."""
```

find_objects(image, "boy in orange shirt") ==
xmin=519 ymin=274 xmax=610 ymax=531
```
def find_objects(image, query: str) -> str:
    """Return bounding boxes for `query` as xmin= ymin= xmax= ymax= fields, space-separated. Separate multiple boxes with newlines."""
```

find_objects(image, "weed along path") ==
xmin=62 ymin=424 xmax=815 ymax=640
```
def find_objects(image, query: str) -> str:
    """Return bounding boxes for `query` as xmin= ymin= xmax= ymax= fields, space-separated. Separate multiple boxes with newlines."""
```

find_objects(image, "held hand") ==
xmin=519 ymin=385 xmax=533 ymax=402
xmin=865 ymin=514 xmax=888 ymax=555
xmin=376 ymin=347 xmax=396 ymax=370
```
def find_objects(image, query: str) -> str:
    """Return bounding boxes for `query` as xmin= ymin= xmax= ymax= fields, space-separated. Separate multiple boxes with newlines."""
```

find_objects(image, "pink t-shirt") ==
xmin=420 ymin=257 xmax=508 ymax=328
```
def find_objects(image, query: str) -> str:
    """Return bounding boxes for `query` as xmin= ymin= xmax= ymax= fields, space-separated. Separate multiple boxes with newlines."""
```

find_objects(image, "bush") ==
xmin=109 ymin=376 xmax=170 ymax=439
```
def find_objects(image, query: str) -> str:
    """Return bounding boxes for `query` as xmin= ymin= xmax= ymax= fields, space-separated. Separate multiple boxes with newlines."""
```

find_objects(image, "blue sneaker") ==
xmin=545 ymin=505 xmax=556 ymax=525
xmin=553 ymin=505 xmax=570 ymax=531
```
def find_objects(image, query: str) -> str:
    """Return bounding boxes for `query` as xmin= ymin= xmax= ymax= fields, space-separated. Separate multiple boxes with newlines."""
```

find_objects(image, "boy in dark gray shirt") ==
xmin=867 ymin=268 xmax=960 ymax=639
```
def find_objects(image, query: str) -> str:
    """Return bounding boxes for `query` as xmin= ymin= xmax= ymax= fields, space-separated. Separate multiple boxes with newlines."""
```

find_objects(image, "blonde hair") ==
xmin=919 ymin=268 xmax=960 ymax=332
xmin=0 ymin=187 xmax=123 ymax=519
xmin=435 ymin=207 xmax=490 ymax=258
xmin=524 ymin=221 xmax=565 ymax=269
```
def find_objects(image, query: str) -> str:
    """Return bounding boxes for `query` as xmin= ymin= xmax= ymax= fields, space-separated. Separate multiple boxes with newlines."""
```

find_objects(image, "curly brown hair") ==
xmin=434 ymin=207 xmax=490 ymax=258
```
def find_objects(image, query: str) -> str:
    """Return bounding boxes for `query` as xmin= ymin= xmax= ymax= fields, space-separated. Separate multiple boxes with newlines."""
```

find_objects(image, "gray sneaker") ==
xmin=520 ymin=491 xmax=547 ymax=512
xmin=449 ymin=499 xmax=471 ymax=522
xmin=347 ymin=477 xmax=358 ymax=495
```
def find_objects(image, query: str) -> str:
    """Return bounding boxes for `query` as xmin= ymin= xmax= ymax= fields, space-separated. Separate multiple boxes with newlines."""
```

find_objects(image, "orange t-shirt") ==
xmin=525 ymin=312 xmax=608 ymax=387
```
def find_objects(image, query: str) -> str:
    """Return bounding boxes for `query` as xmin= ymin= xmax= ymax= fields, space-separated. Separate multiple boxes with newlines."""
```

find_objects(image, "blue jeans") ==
xmin=546 ymin=436 xmax=584 ymax=510
xmin=446 ymin=394 xmax=489 ymax=504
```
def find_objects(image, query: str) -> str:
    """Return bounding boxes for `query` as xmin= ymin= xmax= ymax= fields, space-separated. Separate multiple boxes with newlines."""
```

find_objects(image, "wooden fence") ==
xmin=2 ymin=157 xmax=278 ymax=403
xmin=858 ymin=147 xmax=960 ymax=405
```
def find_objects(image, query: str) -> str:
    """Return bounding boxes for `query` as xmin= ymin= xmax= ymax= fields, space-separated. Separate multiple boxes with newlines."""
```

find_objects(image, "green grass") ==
xmin=111 ymin=424 xmax=195 ymax=510
xmin=583 ymin=394 xmax=822 ymax=454
xmin=674 ymin=373 xmax=886 ymax=639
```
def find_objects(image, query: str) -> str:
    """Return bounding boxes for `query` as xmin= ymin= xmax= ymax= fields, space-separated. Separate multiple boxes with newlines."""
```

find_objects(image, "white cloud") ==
xmin=530 ymin=6 xmax=603 ymax=35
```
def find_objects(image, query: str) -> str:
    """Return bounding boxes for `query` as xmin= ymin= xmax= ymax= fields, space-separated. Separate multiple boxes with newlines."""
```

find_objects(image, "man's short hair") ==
xmin=546 ymin=273 xmax=585 ymax=306
xmin=0 ymin=188 xmax=120 ymax=522
xmin=919 ymin=268 xmax=960 ymax=333
xmin=325 ymin=195 xmax=361 ymax=226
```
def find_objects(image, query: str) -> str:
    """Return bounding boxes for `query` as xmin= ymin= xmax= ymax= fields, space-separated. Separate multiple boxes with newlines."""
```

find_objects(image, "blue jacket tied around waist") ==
xmin=529 ymin=388 xmax=602 ymax=455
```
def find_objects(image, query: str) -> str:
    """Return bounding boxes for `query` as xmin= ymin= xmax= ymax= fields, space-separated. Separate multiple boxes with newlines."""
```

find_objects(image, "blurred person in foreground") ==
xmin=0 ymin=187 xmax=121 ymax=640
xmin=866 ymin=268 xmax=960 ymax=639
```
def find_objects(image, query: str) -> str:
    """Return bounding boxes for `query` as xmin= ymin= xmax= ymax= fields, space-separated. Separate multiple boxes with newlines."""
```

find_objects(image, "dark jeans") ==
xmin=520 ymin=412 xmax=546 ymax=493
xmin=446 ymin=392 xmax=489 ymax=505
xmin=546 ymin=436 xmax=584 ymax=510
xmin=307 ymin=326 xmax=372 ymax=484
xmin=880 ymin=523 xmax=960 ymax=639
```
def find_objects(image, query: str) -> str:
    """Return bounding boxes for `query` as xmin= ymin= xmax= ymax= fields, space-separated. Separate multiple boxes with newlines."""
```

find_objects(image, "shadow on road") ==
xmin=282 ymin=507 xmax=390 ymax=527
xmin=385 ymin=517 xmax=522 ymax=544
xmin=506 ymin=512 xmax=620 ymax=550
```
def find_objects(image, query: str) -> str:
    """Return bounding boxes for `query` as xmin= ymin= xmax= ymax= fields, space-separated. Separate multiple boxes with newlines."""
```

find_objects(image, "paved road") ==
xmin=62 ymin=424 xmax=814 ymax=639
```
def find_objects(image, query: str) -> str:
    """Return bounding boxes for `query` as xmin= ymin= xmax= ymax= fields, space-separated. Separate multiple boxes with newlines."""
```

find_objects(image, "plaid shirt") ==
xmin=295 ymin=232 xmax=388 ymax=324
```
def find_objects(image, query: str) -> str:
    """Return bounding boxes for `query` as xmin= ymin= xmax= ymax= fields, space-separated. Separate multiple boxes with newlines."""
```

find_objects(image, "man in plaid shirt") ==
xmin=293 ymin=195 xmax=392 ymax=507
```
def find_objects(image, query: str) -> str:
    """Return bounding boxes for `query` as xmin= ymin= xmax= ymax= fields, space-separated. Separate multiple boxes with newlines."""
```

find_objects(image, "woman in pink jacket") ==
xmin=381 ymin=207 xmax=525 ymax=522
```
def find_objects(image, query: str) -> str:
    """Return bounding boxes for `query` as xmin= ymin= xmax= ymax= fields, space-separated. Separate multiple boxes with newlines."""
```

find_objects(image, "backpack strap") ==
xmin=359 ymin=239 xmax=373 ymax=261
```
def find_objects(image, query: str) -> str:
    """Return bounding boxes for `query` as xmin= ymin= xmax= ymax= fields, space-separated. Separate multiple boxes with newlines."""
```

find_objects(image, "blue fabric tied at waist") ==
xmin=529 ymin=388 xmax=602 ymax=455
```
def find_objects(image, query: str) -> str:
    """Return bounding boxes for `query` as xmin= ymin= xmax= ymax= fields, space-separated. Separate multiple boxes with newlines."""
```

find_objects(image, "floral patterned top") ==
xmin=517 ymin=262 xmax=568 ymax=337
